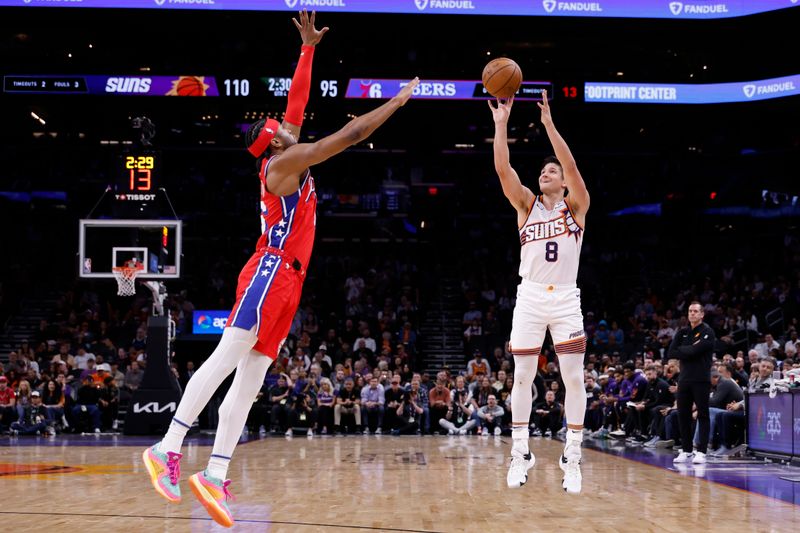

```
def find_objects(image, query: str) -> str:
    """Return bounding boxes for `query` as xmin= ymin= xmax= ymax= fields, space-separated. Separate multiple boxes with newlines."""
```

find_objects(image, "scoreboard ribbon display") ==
xmin=585 ymin=74 xmax=800 ymax=104
xmin=0 ymin=0 xmax=796 ymax=19
xmin=3 ymin=75 xmax=220 ymax=96
xmin=345 ymin=79 xmax=551 ymax=100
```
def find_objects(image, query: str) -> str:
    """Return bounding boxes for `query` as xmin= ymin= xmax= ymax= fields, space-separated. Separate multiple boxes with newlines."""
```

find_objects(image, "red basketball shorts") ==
xmin=227 ymin=249 xmax=304 ymax=357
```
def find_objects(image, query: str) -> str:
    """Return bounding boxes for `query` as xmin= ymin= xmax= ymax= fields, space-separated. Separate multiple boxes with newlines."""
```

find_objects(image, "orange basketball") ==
xmin=482 ymin=58 xmax=523 ymax=99
xmin=175 ymin=76 xmax=206 ymax=96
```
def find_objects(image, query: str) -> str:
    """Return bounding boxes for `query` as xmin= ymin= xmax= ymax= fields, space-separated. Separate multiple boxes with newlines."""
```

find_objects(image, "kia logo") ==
xmin=669 ymin=2 xmax=683 ymax=15
xmin=742 ymin=84 xmax=756 ymax=98
xmin=543 ymin=0 xmax=557 ymax=13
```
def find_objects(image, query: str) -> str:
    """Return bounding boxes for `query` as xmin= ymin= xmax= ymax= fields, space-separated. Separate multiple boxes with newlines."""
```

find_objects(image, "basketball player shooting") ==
xmin=142 ymin=10 xmax=419 ymax=528
xmin=488 ymin=90 xmax=589 ymax=494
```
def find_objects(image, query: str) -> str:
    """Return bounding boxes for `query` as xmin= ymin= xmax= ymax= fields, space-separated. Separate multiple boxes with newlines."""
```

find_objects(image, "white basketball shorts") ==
xmin=509 ymin=279 xmax=587 ymax=357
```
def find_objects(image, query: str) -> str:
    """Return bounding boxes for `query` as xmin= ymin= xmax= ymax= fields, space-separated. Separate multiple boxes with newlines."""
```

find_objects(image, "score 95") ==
xmin=320 ymin=80 xmax=338 ymax=98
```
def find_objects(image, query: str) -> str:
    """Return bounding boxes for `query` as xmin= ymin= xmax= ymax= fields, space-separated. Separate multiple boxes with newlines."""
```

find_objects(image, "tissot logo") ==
xmin=285 ymin=0 xmax=298 ymax=6
xmin=669 ymin=2 xmax=683 ymax=15
xmin=543 ymin=0 xmax=556 ymax=12
xmin=743 ymin=84 xmax=756 ymax=98
xmin=415 ymin=0 xmax=428 ymax=9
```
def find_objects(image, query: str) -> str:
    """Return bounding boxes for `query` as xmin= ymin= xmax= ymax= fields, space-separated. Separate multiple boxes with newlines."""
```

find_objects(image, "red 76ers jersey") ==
xmin=254 ymin=156 xmax=317 ymax=268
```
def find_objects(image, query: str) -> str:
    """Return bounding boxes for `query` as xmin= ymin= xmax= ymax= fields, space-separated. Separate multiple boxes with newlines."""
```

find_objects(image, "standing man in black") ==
xmin=669 ymin=302 xmax=715 ymax=464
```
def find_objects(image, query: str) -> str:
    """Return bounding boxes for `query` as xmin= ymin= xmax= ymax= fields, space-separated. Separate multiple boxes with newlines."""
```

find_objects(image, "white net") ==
xmin=112 ymin=266 xmax=142 ymax=296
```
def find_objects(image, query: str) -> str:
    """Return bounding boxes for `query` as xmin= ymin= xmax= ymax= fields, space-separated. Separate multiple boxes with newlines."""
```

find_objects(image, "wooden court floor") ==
xmin=1 ymin=435 xmax=798 ymax=532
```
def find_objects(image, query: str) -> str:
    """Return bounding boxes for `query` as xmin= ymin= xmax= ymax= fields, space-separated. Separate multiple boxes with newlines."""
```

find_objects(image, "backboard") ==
xmin=79 ymin=219 xmax=182 ymax=279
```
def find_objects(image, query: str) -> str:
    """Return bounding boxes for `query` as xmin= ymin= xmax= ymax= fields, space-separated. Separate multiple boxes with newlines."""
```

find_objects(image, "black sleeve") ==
xmin=675 ymin=327 xmax=716 ymax=360
xmin=667 ymin=329 xmax=684 ymax=359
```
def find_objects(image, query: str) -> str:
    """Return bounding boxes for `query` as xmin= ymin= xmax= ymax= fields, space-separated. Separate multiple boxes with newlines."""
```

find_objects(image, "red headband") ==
xmin=247 ymin=118 xmax=281 ymax=158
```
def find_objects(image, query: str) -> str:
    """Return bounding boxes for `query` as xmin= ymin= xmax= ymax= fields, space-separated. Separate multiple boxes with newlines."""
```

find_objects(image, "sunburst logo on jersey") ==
xmin=166 ymin=76 xmax=210 ymax=96
xmin=560 ymin=206 xmax=583 ymax=241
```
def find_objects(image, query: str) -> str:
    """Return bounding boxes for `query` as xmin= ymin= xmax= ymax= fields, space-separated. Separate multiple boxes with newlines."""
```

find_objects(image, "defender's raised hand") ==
xmin=293 ymin=9 xmax=329 ymax=46
xmin=394 ymin=78 xmax=420 ymax=106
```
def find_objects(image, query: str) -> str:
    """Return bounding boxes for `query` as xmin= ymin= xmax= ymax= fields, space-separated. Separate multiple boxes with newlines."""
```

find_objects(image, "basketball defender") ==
xmin=142 ymin=11 xmax=419 ymax=527
xmin=488 ymin=90 xmax=589 ymax=494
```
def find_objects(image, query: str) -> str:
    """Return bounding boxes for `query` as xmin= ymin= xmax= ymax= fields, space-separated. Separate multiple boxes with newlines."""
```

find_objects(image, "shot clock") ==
xmin=115 ymin=152 xmax=158 ymax=202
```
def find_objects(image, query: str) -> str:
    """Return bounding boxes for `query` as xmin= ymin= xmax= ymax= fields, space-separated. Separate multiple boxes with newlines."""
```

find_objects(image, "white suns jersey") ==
xmin=518 ymin=196 xmax=584 ymax=284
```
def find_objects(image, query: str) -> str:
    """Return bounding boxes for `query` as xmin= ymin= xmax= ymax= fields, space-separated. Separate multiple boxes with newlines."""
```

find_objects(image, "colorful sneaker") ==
xmin=142 ymin=443 xmax=182 ymax=503
xmin=189 ymin=470 xmax=235 ymax=528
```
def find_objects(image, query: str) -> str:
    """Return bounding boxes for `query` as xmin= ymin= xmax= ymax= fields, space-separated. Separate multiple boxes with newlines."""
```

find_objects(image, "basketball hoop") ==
xmin=112 ymin=263 xmax=145 ymax=296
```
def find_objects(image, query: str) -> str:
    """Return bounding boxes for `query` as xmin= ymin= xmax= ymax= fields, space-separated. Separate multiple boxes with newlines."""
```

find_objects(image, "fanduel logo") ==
xmin=154 ymin=0 xmax=165 ymax=5
xmin=133 ymin=401 xmax=177 ymax=414
xmin=285 ymin=0 xmax=298 ymax=6
xmin=293 ymin=0 xmax=347 ymax=6
xmin=543 ymin=1 xmax=602 ymax=13
xmin=670 ymin=2 xmax=728 ymax=15
xmin=743 ymin=81 xmax=796 ymax=98
xmin=105 ymin=78 xmax=152 ymax=93
xmin=415 ymin=0 xmax=475 ymax=9
xmin=766 ymin=411 xmax=782 ymax=440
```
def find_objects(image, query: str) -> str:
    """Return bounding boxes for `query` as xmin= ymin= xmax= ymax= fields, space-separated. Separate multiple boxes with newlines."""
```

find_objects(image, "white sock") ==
xmin=207 ymin=349 xmax=272 ymax=480
xmin=207 ymin=454 xmax=230 ymax=481
xmin=565 ymin=428 xmax=583 ymax=458
xmin=511 ymin=426 xmax=529 ymax=455
xmin=160 ymin=326 xmax=257 ymax=455
xmin=159 ymin=417 xmax=192 ymax=455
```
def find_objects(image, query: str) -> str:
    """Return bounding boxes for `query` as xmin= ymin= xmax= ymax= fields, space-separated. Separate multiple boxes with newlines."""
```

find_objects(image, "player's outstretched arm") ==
xmin=267 ymin=78 xmax=420 ymax=196
xmin=538 ymin=89 xmax=590 ymax=215
xmin=488 ymin=97 xmax=534 ymax=218
xmin=282 ymin=9 xmax=329 ymax=140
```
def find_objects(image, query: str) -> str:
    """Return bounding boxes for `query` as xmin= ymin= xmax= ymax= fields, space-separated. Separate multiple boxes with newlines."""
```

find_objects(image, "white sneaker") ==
xmin=448 ymin=428 xmax=456 ymax=435
xmin=673 ymin=451 xmax=694 ymax=463
xmin=481 ymin=428 xmax=489 ymax=436
xmin=375 ymin=427 xmax=382 ymax=435
xmin=494 ymin=426 xmax=502 ymax=436
xmin=458 ymin=429 xmax=467 ymax=436
xmin=285 ymin=428 xmax=293 ymax=437
xmin=692 ymin=451 xmax=706 ymax=464
xmin=307 ymin=429 xmax=314 ymax=439
xmin=559 ymin=454 xmax=582 ymax=494
xmin=506 ymin=449 xmax=535 ymax=488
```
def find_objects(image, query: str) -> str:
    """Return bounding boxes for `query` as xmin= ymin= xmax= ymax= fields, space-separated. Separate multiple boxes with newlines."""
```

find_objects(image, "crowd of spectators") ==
xmin=0 ymin=247 xmax=426 ymax=437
